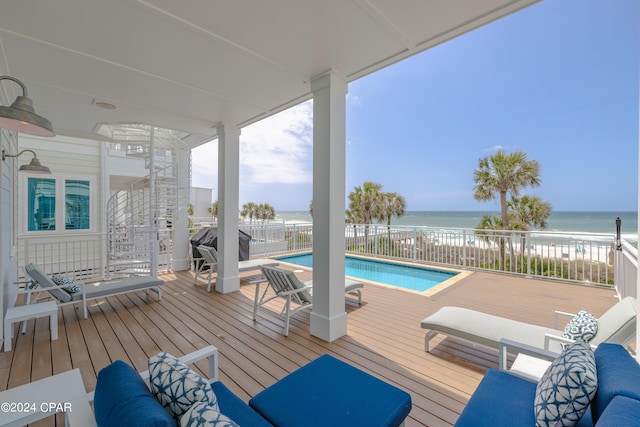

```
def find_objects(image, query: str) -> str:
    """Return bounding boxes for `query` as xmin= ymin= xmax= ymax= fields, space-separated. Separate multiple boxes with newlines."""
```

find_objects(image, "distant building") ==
xmin=190 ymin=187 xmax=213 ymax=219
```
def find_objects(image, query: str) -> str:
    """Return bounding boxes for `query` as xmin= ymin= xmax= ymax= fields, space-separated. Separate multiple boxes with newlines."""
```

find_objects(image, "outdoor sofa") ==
xmin=455 ymin=341 xmax=640 ymax=426
xmin=91 ymin=345 xmax=412 ymax=427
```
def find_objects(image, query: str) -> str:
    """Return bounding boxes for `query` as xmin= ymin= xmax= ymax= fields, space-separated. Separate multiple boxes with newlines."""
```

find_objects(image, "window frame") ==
xmin=20 ymin=173 xmax=95 ymax=235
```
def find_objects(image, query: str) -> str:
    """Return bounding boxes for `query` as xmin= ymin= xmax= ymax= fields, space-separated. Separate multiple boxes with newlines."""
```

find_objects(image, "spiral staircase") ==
xmin=105 ymin=124 xmax=188 ymax=276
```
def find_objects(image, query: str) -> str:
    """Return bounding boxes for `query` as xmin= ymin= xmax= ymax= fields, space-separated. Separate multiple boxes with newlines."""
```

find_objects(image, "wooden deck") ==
xmin=0 ymin=265 xmax=620 ymax=426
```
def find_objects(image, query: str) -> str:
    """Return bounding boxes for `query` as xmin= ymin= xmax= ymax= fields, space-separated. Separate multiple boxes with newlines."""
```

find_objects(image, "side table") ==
xmin=4 ymin=301 xmax=58 ymax=352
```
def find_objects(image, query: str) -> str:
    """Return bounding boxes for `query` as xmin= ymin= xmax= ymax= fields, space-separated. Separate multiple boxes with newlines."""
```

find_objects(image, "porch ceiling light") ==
xmin=2 ymin=149 xmax=51 ymax=174
xmin=0 ymin=76 xmax=55 ymax=137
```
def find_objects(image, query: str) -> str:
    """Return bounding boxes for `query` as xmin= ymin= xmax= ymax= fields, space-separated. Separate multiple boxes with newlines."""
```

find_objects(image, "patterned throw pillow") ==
xmin=51 ymin=274 xmax=81 ymax=294
xmin=534 ymin=340 xmax=598 ymax=427
xmin=180 ymin=401 xmax=240 ymax=427
xmin=563 ymin=310 xmax=598 ymax=343
xmin=149 ymin=352 xmax=218 ymax=419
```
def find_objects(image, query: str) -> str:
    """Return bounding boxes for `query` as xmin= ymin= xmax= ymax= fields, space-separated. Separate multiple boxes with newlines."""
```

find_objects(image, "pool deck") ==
xmin=0 ymin=265 xmax=620 ymax=426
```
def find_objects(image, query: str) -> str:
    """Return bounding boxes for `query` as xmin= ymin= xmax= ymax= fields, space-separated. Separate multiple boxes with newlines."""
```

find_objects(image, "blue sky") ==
xmin=192 ymin=0 xmax=639 ymax=212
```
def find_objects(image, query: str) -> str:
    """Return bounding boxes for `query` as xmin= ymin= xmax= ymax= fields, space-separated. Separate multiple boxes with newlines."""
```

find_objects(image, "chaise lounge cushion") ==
xmin=94 ymin=360 xmax=177 ymax=427
xmin=72 ymin=276 xmax=165 ymax=300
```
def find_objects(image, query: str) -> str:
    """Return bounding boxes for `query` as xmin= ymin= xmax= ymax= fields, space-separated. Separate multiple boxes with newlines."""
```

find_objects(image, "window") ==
xmin=23 ymin=175 xmax=93 ymax=233
xmin=65 ymin=180 xmax=90 ymax=230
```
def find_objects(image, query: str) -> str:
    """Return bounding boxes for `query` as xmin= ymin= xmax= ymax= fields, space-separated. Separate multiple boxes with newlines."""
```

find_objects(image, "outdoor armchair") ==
xmin=253 ymin=265 xmax=363 ymax=336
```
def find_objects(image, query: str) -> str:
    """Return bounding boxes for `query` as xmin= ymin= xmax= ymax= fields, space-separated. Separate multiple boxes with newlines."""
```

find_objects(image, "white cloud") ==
xmin=240 ymin=101 xmax=313 ymax=185
xmin=483 ymin=145 xmax=505 ymax=152
xmin=347 ymin=94 xmax=361 ymax=106
xmin=191 ymin=101 xmax=314 ymax=192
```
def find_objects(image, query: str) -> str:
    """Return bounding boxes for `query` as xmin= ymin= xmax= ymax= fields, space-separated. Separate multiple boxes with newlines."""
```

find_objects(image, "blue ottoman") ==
xmin=249 ymin=354 xmax=412 ymax=427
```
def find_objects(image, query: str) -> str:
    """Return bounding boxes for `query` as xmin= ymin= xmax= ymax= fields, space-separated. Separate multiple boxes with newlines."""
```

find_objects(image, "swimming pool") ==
xmin=275 ymin=253 xmax=458 ymax=292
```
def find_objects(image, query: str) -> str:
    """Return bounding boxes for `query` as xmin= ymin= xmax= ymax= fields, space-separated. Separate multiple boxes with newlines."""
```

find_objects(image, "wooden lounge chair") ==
xmin=194 ymin=245 xmax=279 ymax=292
xmin=421 ymin=296 xmax=636 ymax=356
xmin=23 ymin=263 xmax=164 ymax=318
xmin=253 ymin=265 xmax=363 ymax=336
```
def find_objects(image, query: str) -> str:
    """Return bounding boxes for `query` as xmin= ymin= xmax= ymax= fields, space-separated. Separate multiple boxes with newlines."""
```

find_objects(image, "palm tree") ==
xmin=347 ymin=181 xmax=383 ymax=225
xmin=256 ymin=203 xmax=276 ymax=222
xmin=377 ymin=192 xmax=406 ymax=254
xmin=508 ymin=195 xmax=552 ymax=254
xmin=473 ymin=150 xmax=541 ymax=230
xmin=475 ymin=214 xmax=507 ymax=270
xmin=347 ymin=181 xmax=383 ymax=251
xmin=240 ymin=202 xmax=258 ymax=223
xmin=208 ymin=201 xmax=218 ymax=221
xmin=473 ymin=150 xmax=540 ymax=270
xmin=508 ymin=195 xmax=552 ymax=231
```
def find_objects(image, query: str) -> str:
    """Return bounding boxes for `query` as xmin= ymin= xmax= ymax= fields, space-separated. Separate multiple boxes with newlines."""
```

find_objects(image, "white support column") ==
xmin=636 ymin=113 xmax=640 ymax=360
xmin=310 ymin=70 xmax=348 ymax=342
xmin=173 ymin=148 xmax=191 ymax=271
xmin=216 ymin=124 xmax=241 ymax=293
xmin=149 ymin=127 xmax=158 ymax=278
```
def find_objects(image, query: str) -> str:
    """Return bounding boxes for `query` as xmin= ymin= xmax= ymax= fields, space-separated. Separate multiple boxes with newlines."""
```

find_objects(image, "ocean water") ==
xmin=275 ymin=211 xmax=638 ymax=236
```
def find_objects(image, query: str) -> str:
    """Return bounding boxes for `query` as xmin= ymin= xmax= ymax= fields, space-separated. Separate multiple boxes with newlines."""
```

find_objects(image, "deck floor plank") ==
xmin=0 ymin=266 xmax=621 ymax=426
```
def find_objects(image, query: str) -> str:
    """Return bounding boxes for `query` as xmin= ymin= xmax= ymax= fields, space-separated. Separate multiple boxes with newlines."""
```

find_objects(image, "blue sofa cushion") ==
xmin=534 ymin=340 xmax=597 ymax=427
xmin=594 ymin=396 xmax=640 ymax=427
xmin=179 ymin=401 xmax=240 ymax=427
xmin=211 ymin=382 xmax=273 ymax=427
xmin=454 ymin=369 xmax=536 ymax=427
xmin=94 ymin=360 xmax=177 ymax=427
xmin=149 ymin=352 xmax=218 ymax=419
xmin=591 ymin=343 xmax=640 ymax=423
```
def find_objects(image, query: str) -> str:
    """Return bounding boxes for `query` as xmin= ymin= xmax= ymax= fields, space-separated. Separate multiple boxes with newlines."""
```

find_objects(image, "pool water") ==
xmin=275 ymin=254 xmax=457 ymax=292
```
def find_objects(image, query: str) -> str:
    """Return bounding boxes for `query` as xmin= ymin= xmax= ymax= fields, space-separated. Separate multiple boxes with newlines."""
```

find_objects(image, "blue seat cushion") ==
xmin=249 ymin=354 xmax=411 ymax=427
xmin=94 ymin=360 xmax=176 ymax=427
xmin=595 ymin=396 xmax=640 ymax=427
xmin=591 ymin=343 xmax=640 ymax=423
xmin=454 ymin=369 xmax=536 ymax=427
xmin=211 ymin=381 xmax=273 ymax=427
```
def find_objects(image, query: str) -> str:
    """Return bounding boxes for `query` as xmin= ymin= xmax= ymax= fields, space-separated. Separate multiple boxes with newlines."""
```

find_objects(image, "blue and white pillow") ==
xmin=149 ymin=352 xmax=218 ymax=419
xmin=51 ymin=274 xmax=81 ymax=294
xmin=563 ymin=310 xmax=598 ymax=343
xmin=180 ymin=401 xmax=239 ymax=427
xmin=534 ymin=340 xmax=597 ymax=427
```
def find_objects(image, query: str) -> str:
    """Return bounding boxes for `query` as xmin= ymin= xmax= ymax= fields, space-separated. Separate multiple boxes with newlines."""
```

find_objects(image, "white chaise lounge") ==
xmin=421 ymin=296 xmax=636 ymax=355
xmin=195 ymin=245 xmax=279 ymax=292
xmin=24 ymin=263 xmax=164 ymax=318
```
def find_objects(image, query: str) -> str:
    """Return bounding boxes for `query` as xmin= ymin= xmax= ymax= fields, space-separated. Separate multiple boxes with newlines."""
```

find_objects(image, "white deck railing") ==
xmin=616 ymin=239 xmax=638 ymax=299
xmin=19 ymin=222 xmax=637 ymax=291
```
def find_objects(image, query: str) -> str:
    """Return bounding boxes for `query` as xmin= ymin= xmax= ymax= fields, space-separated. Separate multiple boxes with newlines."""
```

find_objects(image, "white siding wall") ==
xmin=1 ymin=127 xmax=19 ymax=349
